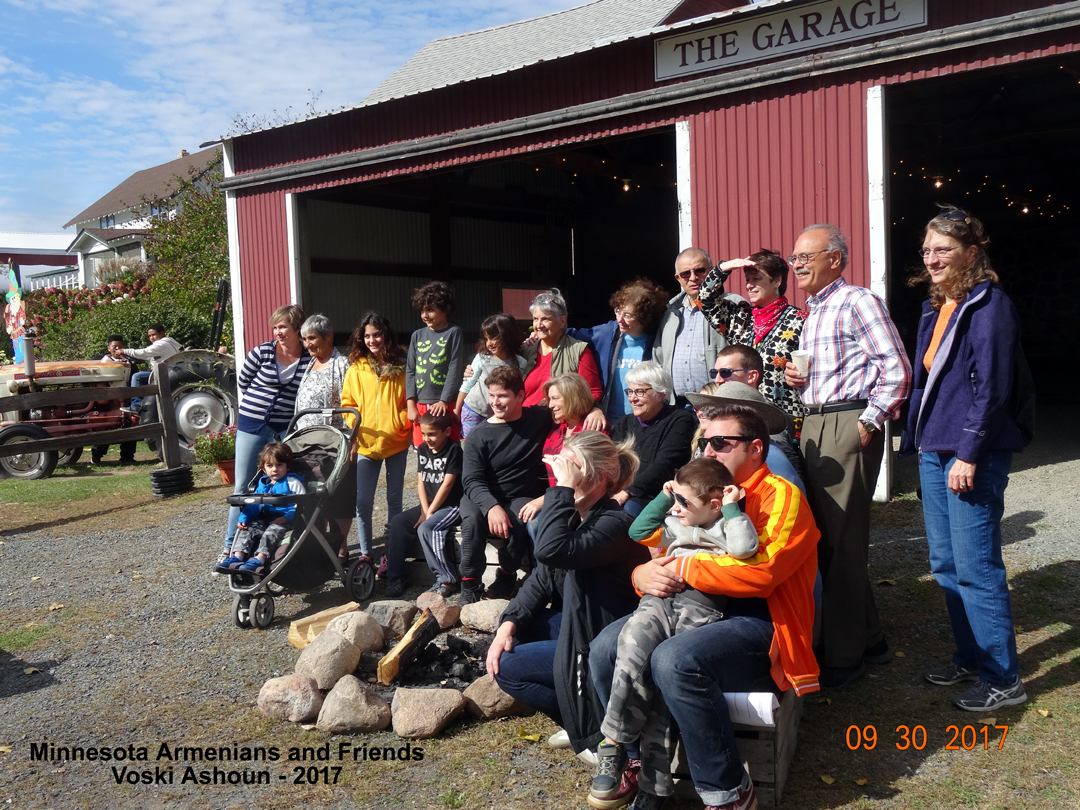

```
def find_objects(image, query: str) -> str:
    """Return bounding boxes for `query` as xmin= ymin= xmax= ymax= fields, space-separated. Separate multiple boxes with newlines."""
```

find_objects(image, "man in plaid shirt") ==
xmin=784 ymin=223 xmax=912 ymax=690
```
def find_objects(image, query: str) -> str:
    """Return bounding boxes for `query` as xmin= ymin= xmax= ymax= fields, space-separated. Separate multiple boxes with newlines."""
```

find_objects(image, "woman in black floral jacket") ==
xmin=698 ymin=249 xmax=808 ymax=435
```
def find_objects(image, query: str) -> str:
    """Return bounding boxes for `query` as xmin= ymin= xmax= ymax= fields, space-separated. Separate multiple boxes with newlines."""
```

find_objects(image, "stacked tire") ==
xmin=150 ymin=465 xmax=194 ymax=496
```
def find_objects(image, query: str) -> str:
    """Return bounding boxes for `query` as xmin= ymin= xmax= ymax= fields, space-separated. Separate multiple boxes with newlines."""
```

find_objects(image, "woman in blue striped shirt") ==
xmin=216 ymin=304 xmax=312 ymax=567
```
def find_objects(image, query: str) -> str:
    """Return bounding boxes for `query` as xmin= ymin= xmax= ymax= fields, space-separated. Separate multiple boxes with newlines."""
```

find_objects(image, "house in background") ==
xmin=63 ymin=145 xmax=221 ymax=287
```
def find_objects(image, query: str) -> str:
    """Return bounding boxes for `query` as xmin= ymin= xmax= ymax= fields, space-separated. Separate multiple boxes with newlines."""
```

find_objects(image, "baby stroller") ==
xmin=223 ymin=408 xmax=375 ymax=629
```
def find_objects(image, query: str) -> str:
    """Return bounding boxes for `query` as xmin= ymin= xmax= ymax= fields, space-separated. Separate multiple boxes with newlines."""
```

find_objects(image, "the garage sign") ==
xmin=655 ymin=0 xmax=927 ymax=81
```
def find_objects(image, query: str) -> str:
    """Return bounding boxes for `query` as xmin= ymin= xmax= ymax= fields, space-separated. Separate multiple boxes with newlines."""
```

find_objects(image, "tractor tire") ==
xmin=143 ymin=351 xmax=237 ymax=466
xmin=0 ymin=424 xmax=59 ymax=480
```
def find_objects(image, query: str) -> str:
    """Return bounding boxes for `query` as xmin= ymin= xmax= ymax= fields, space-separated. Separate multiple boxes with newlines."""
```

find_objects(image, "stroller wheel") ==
xmin=346 ymin=557 xmax=375 ymax=602
xmin=232 ymin=593 xmax=252 ymax=628
xmin=251 ymin=594 xmax=275 ymax=629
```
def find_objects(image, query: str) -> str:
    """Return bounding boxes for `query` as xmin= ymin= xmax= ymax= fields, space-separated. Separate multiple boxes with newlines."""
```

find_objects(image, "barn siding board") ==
xmin=229 ymin=2 xmax=1079 ymax=330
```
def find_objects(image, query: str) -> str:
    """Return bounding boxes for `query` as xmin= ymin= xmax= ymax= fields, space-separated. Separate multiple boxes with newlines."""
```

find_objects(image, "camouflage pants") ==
xmin=600 ymin=592 xmax=723 ymax=796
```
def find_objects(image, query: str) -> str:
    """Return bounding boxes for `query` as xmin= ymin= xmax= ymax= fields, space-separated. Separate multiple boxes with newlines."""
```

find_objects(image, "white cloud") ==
xmin=0 ymin=0 xmax=583 ymax=232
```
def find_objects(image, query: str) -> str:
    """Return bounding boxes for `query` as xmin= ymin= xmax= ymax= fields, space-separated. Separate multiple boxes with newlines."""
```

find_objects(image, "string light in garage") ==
xmin=892 ymin=161 xmax=1072 ymax=217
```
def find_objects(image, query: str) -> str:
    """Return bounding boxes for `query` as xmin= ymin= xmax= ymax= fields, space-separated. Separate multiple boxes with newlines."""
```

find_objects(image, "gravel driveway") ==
xmin=2 ymin=405 xmax=1077 ymax=810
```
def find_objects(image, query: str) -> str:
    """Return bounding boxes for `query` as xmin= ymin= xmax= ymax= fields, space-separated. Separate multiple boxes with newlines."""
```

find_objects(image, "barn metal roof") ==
xmin=364 ymin=0 xmax=685 ymax=105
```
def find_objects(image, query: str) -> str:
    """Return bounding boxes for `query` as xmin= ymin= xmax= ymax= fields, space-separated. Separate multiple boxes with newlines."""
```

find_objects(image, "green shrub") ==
xmin=35 ymin=297 xmax=213 ymax=361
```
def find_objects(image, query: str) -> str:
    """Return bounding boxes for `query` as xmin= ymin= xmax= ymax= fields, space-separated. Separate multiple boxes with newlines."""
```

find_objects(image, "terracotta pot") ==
xmin=216 ymin=458 xmax=236 ymax=485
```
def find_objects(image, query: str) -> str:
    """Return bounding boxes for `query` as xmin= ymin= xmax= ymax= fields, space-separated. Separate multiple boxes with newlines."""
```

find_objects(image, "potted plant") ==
xmin=193 ymin=426 xmax=237 ymax=483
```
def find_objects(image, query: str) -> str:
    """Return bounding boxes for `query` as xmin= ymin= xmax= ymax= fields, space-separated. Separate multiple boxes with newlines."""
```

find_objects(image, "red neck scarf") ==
xmin=752 ymin=296 xmax=788 ymax=346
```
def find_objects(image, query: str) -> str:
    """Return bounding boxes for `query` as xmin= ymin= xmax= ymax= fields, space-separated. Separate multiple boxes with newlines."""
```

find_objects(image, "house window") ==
xmin=99 ymin=215 xmax=115 ymax=228
xmin=150 ymin=202 xmax=164 ymax=216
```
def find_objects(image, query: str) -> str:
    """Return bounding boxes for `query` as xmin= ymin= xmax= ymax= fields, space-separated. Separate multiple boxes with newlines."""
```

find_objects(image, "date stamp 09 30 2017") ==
xmin=845 ymin=724 xmax=1009 ymax=752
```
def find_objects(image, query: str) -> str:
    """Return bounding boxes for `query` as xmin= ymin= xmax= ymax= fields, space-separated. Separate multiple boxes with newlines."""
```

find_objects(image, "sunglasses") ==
xmin=936 ymin=210 xmax=971 ymax=224
xmin=710 ymin=367 xmax=752 ymax=380
xmin=697 ymin=435 xmax=752 ymax=452
xmin=676 ymin=267 xmax=710 ymax=282
xmin=672 ymin=491 xmax=697 ymax=510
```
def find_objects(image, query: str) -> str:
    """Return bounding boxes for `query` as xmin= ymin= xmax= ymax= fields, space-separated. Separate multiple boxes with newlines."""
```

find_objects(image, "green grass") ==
xmin=0 ymin=624 xmax=53 ymax=649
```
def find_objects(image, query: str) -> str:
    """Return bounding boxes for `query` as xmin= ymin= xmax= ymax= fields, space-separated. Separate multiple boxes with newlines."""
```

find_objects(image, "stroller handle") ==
xmin=287 ymin=407 xmax=362 ymax=446
xmin=226 ymin=493 xmax=319 ymax=508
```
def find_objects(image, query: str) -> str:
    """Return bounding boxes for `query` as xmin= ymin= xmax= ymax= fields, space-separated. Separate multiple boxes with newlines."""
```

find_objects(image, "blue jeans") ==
xmin=493 ymin=608 xmax=563 ymax=725
xmin=355 ymin=448 xmax=407 ymax=556
xmin=223 ymin=423 xmax=280 ymax=550
xmin=129 ymin=369 xmax=152 ymax=413
xmin=591 ymin=613 xmax=774 ymax=805
xmin=919 ymin=450 xmax=1018 ymax=685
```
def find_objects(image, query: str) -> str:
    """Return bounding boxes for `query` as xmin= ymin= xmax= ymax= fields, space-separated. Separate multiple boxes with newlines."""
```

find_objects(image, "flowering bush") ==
xmin=193 ymin=426 xmax=237 ymax=465
xmin=24 ymin=275 xmax=149 ymax=331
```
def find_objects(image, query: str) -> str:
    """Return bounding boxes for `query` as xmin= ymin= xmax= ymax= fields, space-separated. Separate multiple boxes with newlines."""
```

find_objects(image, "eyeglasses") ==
xmin=936 ymin=210 xmax=971 ymax=224
xmin=786 ymin=249 xmax=831 ymax=266
xmin=624 ymin=387 xmax=654 ymax=399
xmin=675 ymin=267 xmax=710 ymax=282
xmin=697 ymin=435 xmax=752 ymax=453
xmin=672 ymin=491 xmax=697 ymax=510
xmin=614 ymin=307 xmax=637 ymax=322
xmin=918 ymin=246 xmax=959 ymax=259
xmin=710 ymin=367 xmax=753 ymax=380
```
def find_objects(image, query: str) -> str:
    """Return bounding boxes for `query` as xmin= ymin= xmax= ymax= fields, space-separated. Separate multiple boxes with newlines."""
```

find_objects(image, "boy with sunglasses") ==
xmin=588 ymin=457 xmax=757 ymax=810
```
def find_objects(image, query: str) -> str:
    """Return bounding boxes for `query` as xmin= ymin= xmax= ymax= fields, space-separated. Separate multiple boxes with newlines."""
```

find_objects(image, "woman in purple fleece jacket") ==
xmin=901 ymin=206 xmax=1027 ymax=713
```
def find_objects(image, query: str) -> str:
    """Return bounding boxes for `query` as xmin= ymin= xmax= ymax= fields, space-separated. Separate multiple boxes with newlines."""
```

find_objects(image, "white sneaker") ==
xmin=547 ymin=729 xmax=571 ymax=749
xmin=576 ymin=748 xmax=598 ymax=767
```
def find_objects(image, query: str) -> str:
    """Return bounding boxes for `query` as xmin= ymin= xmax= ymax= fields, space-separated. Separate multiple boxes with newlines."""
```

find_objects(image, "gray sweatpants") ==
xmin=230 ymin=516 xmax=291 ymax=559
xmin=600 ymin=591 xmax=724 ymax=796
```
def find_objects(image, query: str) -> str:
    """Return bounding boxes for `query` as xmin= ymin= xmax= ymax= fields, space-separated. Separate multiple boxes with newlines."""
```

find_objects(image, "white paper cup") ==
xmin=790 ymin=350 xmax=810 ymax=376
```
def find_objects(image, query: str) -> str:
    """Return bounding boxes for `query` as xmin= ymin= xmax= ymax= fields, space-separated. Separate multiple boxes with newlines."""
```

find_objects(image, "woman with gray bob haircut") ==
xmin=610 ymin=361 xmax=698 ymax=516
xmin=294 ymin=313 xmax=355 ymax=552
xmin=624 ymin=360 xmax=673 ymax=400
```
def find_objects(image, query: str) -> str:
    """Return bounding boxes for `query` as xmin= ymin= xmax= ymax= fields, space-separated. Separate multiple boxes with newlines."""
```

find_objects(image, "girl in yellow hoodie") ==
xmin=341 ymin=311 xmax=411 ymax=560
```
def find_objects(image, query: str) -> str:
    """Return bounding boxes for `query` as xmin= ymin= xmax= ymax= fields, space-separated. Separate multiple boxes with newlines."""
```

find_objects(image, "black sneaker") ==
xmin=953 ymin=677 xmax=1026 ymax=712
xmin=589 ymin=741 xmax=629 ymax=806
xmin=924 ymin=662 xmax=979 ymax=686
xmin=484 ymin=568 xmax=517 ymax=600
xmin=629 ymin=789 xmax=666 ymax=810
xmin=384 ymin=577 xmax=407 ymax=598
xmin=457 ymin=580 xmax=484 ymax=605
xmin=820 ymin=662 xmax=866 ymax=689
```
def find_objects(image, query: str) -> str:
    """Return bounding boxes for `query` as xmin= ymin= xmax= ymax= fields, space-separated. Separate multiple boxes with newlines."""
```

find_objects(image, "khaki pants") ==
xmin=801 ymin=409 xmax=885 ymax=669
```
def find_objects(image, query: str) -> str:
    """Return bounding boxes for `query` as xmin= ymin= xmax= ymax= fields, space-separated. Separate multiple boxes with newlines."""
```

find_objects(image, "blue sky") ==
xmin=0 ymin=0 xmax=584 ymax=237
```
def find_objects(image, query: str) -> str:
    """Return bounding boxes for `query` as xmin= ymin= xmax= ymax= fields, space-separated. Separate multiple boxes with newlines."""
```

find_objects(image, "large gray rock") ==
xmin=463 ymin=675 xmax=535 ymax=720
xmin=391 ymin=687 xmax=466 ymax=739
xmin=316 ymin=674 xmax=392 ymax=733
xmin=415 ymin=591 xmax=461 ymax=630
xmin=459 ymin=599 xmax=509 ymax=633
xmin=326 ymin=611 xmax=384 ymax=653
xmin=366 ymin=600 xmax=420 ymax=639
xmin=257 ymin=674 xmax=323 ymax=723
xmin=295 ymin=628 xmax=362 ymax=690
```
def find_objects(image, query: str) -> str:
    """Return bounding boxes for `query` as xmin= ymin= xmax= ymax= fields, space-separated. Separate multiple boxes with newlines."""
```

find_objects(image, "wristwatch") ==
xmin=859 ymin=420 xmax=878 ymax=434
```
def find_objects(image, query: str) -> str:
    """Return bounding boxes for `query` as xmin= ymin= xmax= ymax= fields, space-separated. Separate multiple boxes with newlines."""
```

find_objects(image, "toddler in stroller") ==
xmin=222 ymin=408 xmax=376 ymax=629
xmin=215 ymin=442 xmax=304 ymax=576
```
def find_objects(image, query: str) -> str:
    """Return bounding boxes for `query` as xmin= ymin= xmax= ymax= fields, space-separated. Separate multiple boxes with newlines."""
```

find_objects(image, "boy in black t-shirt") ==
xmin=384 ymin=412 xmax=464 ymax=598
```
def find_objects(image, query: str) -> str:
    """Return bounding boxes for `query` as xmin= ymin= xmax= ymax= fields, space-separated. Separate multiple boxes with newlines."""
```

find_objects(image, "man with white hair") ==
xmin=610 ymin=361 xmax=697 ymax=516
xmin=784 ymin=223 xmax=911 ymax=689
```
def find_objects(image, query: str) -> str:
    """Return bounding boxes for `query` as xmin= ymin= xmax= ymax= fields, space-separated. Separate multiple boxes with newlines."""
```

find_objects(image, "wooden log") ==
xmin=287 ymin=602 xmax=361 ymax=650
xmin=0 ymin=384 xmax=159 ymax=413
xmin=377 ymin=609 xmax=442 ymax=686
xmin=0 ymin=424 xmax=164 ymax=459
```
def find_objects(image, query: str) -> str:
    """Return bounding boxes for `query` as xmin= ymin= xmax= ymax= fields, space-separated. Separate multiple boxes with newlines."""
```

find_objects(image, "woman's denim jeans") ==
xmin=223 ymin=424 xmax=280 ymax=550
xmin=590 ymin=612 xmax=774 ymax=805
xmin=492 ymin=608 xmax=563 ymax=725
xmin=919 ymin=449 xmax=1018 ymax=684
xmin=355 ymin=448 xmax=407 ymax=556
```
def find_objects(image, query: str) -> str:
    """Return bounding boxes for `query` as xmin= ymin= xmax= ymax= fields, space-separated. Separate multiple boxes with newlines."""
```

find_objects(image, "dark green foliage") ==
xmin=35 ymin=298 xmax=212 ymax=361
